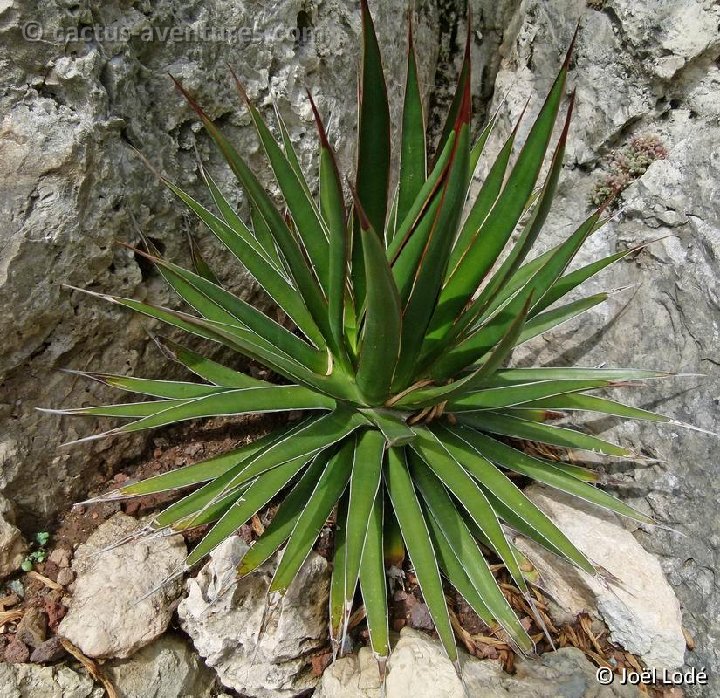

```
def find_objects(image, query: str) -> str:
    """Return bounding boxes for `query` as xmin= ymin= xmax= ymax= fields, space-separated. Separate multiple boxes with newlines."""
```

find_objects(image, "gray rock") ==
xmin=58 ymin=513 xmax=186 ymax=659
xmin=470 ymin=0 xmax=720 ymax=691
xmin=0 ymin=661 xmax=101 ymax=698
xmin=105 ymin=633 xmax=215 ymax=698
xmin=315 ymin=627 xmax=642 ymax=697
xmin=0 ymin=0 xmax=440 ymax=529
xmin=178 ymin=535 xmax=330 ymax=698
xmin=517 ymin=486 xmax=685 ymax=669
xmin=0 ymin=495 xmax=26 ymax=579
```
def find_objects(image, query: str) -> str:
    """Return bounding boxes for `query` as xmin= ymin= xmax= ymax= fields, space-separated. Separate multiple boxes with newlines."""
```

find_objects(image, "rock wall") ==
xmin=0 ymin=0 xmax=439 ymax=526
xmin=1 ymin=0 xmax=719 ymax=692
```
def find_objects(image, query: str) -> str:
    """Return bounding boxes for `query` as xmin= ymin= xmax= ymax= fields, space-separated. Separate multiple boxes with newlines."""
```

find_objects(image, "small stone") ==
xmin=408 ymin=603 xmax=434 ymax=631
xmin=4 ymin=637 xmax=31 ymax=664
xmin=48 ymin=549 xmax=72 ymax=569
xmin=56 ymin=568 xmax=74 ymax=586
xmin=0 ymin=662 xmax=97 ymax=697
xmin=30 ymin=636 xmax=67 ymax=664
xmin=43 ymin=597 xmax=67 ymax=630
xmin=58 ymin=513 xmax=186 ymax=659
xmin=15 ymin=606 xmax=48 ymax=648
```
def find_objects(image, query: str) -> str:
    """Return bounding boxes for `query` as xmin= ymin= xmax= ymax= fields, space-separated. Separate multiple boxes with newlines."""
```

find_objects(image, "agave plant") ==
xmin=54 ymin=3 xmax=680 ymax=670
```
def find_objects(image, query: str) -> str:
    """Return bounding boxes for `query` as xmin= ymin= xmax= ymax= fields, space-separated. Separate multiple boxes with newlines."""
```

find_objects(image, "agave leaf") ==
xmin=231 ymin=72 xmax=331 ymax=295
xmin=397 ymin=19 xmax=426 ymax=227
xmin=412 ymin=429 xmax=527 ymax=592
xmin=411 ymin=455 xmax=532 ymax=650
xmin=153 ymin=427 xmax=309 ymax=530
xmin=167 ymin=410 xmax=365 ymax=534
xmin=274 ymin=104 xmax=312 ymax=197
xmin=352 ymin=0 xmax=391 ymax=313
xmin=106 ymin=386 xmax=336 ymax=435
xmin=392 ymin=193 xmax=443 ymax=305
xmin=518 ymin=293 xmax=608 ymax=344
xmin=473 ymin=245 xmax=558 ymax=325
xmin=402 ymin=295 xmax=533 ymax=407
xmin=456 ymin=429 xmax=654 ymax=523
xmin=269 ymin=439 xmax=354 ymax=593
xmin=430 ymin=206 xmax=605 ymax=379
xmin=172 ymin=483 xmax=251 ymax=531
xmin=330 ymin=492 xmax=349 ymax=648
xmin=120 ymin=430 xmax=287 ymax=497
xmin=356 ymin=0 xmax=391 ymax=238
xmin=387 ymin=132 xmax=456 ymax=264
xmin=52 ymin=400 xmax=189 ymax=420
xmin=446 ymin=106 xmax=523 ymax=275
xmin=354 ymin=200 xmax=402 ymax=404
xmin=468 ymin=111 xmax=498 ymax=180
xmin=200 ymin=170 xmax=279 ymax=270
xmin=249 ymin=201 xmax=284 ymax=271
xmin=484 ymin=367 xmax=668 ymax=386
xmin=238 ymin=453 xmax=331 ymax=576
xmin=480 ymin=489 xmax=578 ymax=563
xmin=513 ymin=393 xmax=670 ymax=422
xmin=221 ymin=409 xmax=367 ymax=491
xmin=443 ymin=379 xmax=613 ymax=412
xmin=157 ymin=411 xmax=359 ymax=531
xmin=187 ymin=232 xmax=221 ymax=285
xmin=76 ymin=290 xmax=359 ymax=401
xmin=206 ymin=167 xmax=284 ymax=272
xmin=531 ymin=241 xmax=649 ymax=316
xmin=309 ymin=95 xmax=349 ymax=357
xmin=77 ymin=373 xmax=229 ymax=400
xmin=148 ymin=251 xmax=327 ymax=373
xmin=458 ymin=411 xmax=630 ymax=457
xmin=153 ymin=337 xmax=270 ymax=389
xmin=422 ymin=502 xmax=493 ymax=627
xmin=360 ymin=409 xmax=415 ymax=447
xmin=435 ymin=25 xmax=471 ymax=161
xmin=359 ymin=490 xmax=389 ymax=661
xmin=343 ymin=431 xmax=385 ymax=616
xmin=385 ymin=447 xmax=458 ymax=663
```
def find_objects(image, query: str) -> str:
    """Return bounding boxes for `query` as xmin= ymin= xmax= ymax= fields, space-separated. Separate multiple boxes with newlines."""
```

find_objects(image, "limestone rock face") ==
xmin=58 ymin=513 xmax=186 ymax=659
xmin=178 ymin=535 xmax=331 ymax=698
xmin=0 ymin=0 xmax=440 ymax=528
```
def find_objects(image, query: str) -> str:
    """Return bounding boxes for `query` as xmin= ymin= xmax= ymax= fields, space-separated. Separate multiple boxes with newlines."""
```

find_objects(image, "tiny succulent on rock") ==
xmin=591 ymin=133 xmax=668 ymax=206
xmin=48 ymin=4 xmax=688 ymax=671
